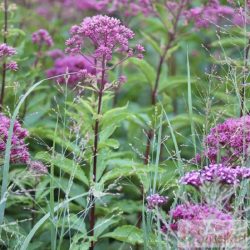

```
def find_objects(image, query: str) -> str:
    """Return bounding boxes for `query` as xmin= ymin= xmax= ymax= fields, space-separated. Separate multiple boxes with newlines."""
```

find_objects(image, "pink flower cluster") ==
xmin=185 ymin=0 xmax=248 ymax=28
xmin=35 ymin=0 xmax=154 ymax=19
xmin=0 ymin=113 xmax=30 ymax=164
xmin=180 ymin=164 xmax=250 ymax=188
xmin=0 ymin=43 xmax=18 ymax=71
xmin=169 ymin=203 xmax=233 ymax=246
xmin=200 ymin=116 xmax=250 ymax=165
xmin=29 ymin=161 xmax=48 ymax=175
xmin=47 ymin=49 xmax=65 ymax=60
xmin=66 ymin=15 xmax=144 ymax=61
xmin=73 ymin=0 xmax=109 ymax=11
xmin=47 ymin=53 xmax=95 ymax=86
xmin=107 ymin=0 xmax=154 ymax=17
xmin=146 ymin=194 xmax=168 ymax=209
xmin=0 ymin=43 xmax=16 ymax=57
xmin=32 ymin=29 xmax=53 ymax=47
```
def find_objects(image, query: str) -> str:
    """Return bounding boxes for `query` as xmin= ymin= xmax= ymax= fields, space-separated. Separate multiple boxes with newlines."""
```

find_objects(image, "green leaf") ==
xmin=99 ymin=125 xmax=118 ymax=142
xmin=35 ymin=178 xmax=50 ymax=201
xmin=140 ymin=31 xmax=161 ymax=54
xmin=159 ymin=76 xmax=196 ymax=92
xmin=100 ymin=165 xmax=139 ymax=183
xmin=110 ymin=200 xmax=141 ymax=214
xmin=35 ymin=152 xmax=89 ymax=186
xmin=21 ymin=192 xmax=89 ymax=250
xmin=101 ymin=225 xmax=143 ymax=245
xmin=55 ymin=214 xmax=87 ymax=234
xmin=95 ymin=218 xmax=119 ymax=237
xmin=128 ymin=58 xmax=156 ymax=86
xmin=101 ymin=104 xmax=129 ymax=127
xmin=70 ymin=236 xmax=90 ymax=250
xmin=99 ymin=138 xmax=120 ymax=150
xmin=211 ymin=37 xmax=246 ymax=48
xmin=101 ymin=162 xmax=165 ymax=184
xmin=8 ymin=28 xmax=26 ymax=37
xmin=170 ymin=114 xmax=204 ymax=128
xmin=166 ymin=44 xmax=180 ymax=59
xmin=52 ymin=177 xmax=86 ymax=207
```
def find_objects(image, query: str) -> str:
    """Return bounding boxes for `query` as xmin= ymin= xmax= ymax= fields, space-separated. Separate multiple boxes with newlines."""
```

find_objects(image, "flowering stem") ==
xmin=0 ymin=0 xmax=8 ymax=112
xmin=140 ymin=4 xmax=185 ymax=236
xmin=89 ymin=58 xmax=105 ymax=250
xmin=143 ymin=0 xmax=185 ymax=164
xmin=144 ymin=35 xmax=175 ymax=164
xmin=137 ymin=38 xmax=175 ymax=249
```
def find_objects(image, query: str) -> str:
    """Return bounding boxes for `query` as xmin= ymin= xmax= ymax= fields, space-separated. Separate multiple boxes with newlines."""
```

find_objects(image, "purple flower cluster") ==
xmin=146 ymin=194 xmax=168 ymax=209
xmin=185 ymin=0 xmax=247 ymax=28
xmin=201 ymin=116 xmax=250 ymax=165
xmin=0 ymin=43 xmax=18 ymax=71
xmin=34 ymin=0 xmax=153 ymax=19
xmin=107 ymin=0 xmax=154 ymax=17
xmin=36 ymin=0 xmax=107 ymax=14
xmin=0 ymin=43 xmax=16 ymax=57
xmin=180 ymin=164 xmax=250 ymax=188
xmin=47 ymin=54 xmax=96 ymax=86
xmin=32 ymin=29 xmax=53 ymax=47
xmin=6 ymin=61 xmax=18 ymax=71
xmin=47 ymin=49 xmax=65 ymax=60
xmin=74 ymin=0 xmax=109 ymax=11
xmin=169 ymin=203 xmax=233 ymax=245
xmin=0 ymin=113 xmax=30 ymax=164
xmin=66 ymin=15 xmax=144 ymax=61
xmin=170 ymin=203 xmax=233 ymax=230
xmin=29 ymin=161 xmax=48 ymax=175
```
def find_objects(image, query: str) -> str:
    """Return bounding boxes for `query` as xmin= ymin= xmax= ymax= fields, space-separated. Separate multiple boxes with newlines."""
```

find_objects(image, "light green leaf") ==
xmin=211 ymin=37 xmax=246 ymax=48
xmin=101 ymin=104 xmax=129 ymax=128
xmin=99 ymin=125 xmax=117 ymax=142
xmin=140 ymin=31 xmax=161 ymax=54
xmin=35 ymin=152 xmax=89 ymax=186
xmin=128 ymin=58 xmax=156 ymax=86
xmin=95 ymin=218 xmax=119 ymax=237
xmin=99 ymin=138 xmax=120 ymax=150
xmin=101 ymin=225 xmax=143 ymax=245
xmin=159 ymin=76 xmax=196 ymax=92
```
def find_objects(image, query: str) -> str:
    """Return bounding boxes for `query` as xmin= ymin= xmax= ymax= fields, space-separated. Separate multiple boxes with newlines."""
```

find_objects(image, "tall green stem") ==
xmin=0 ymin=0 xmax=8 ymax=111
xmin=89 ymin=57 xmax=106 ymax=250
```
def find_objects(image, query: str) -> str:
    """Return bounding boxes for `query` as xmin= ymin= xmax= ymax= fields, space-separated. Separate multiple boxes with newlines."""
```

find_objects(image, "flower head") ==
xmin=29 ymin=161 xmax=48 ymax=175
xmin=169 ymin=203 xmax=233 ymax=246
xmin=0 ymin=113 xmax=30 ymax=164
xmin=0 ymin=44 xmax=18 ymax=71
xmin=180 ymin=164 xmax=250 ymax=188
xmin=6 ymin=61 xmax=18 ymax=71
xmin=185 ymin=0 xmax=248 ymax=28
xmin=118 ymin=75 xmax=127 ymax=84
xmin=47 ymin=49 xmax=65 ymax=59
xmin=108 ymin=0 xmax=154 ymax=17
xmin=32 ymin=29 xmax=53 ymax=47
xmin=146 ymin=194 xmax=168 ymax=210
xmin=198 ymin=116 xmax=250 ymax=165
xmin=0 ymin=43 xmax=17 ymax=58
xmin=65 ymin=15 xmax=138 ymax=61
xmin=47 ymin=54 xmax=96 ymax=86
xmin=74 ymin=0 xmax=109 ymax=11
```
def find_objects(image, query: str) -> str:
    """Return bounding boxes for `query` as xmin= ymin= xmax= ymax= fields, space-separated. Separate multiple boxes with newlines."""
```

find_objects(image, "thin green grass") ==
xmin=187 ymin=48 xmax=197 ymax=156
